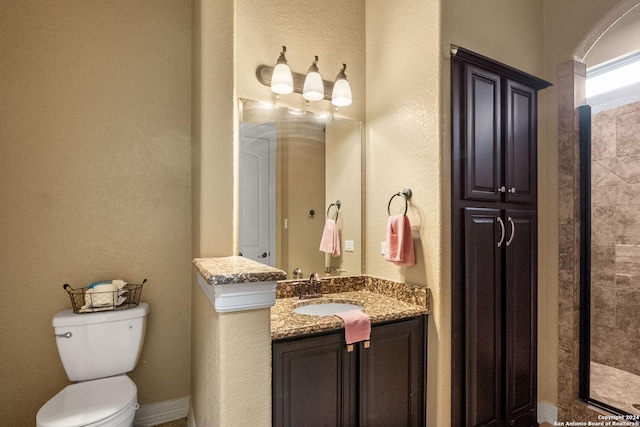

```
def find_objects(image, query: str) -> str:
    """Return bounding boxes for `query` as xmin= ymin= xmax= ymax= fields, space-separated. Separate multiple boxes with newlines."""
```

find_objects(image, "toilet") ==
xmin=36 ymin=302 xmax=149 ymax=427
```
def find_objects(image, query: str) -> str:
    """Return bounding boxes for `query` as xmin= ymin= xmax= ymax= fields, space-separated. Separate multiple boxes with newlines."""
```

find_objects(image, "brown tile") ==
xmin=615 ymin=289 xmax=640 ymax=334
xmin=592 ymin=114 xmax=616 ymax=160
xmin=591 ymin=245 xmax=615 ymax=287
xmin=617 ymin=206 xmax=640 ymax=245
xmin=590 ymin=362 xmax=640 ymax=415
xmin=591 ymin=286 xmax=616 ymax=328
xmin=618 ymin=182 xmax=640 ymax=204
xmin=616 ymin=110 xmax=640 ymax=157
xmin=591 ymin=206 xmax=617 ymax=246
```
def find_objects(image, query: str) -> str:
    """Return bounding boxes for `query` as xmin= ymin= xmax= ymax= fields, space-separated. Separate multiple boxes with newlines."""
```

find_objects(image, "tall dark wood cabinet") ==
xmin=273 ymin=316 xmax=426 ymax=427
xmin=451 ymin=47 xmax=551 ymax=427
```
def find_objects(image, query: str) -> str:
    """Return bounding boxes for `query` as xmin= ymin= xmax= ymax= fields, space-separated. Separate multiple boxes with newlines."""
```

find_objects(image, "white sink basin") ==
xmin=293 ymin=302 xmax=364 ymax=317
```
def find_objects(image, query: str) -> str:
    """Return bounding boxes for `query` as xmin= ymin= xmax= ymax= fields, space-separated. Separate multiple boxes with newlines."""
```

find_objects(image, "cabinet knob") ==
xmin=508 ymin=187 xmax=516 ymax=193
xmin=497 ymin=186 xmax=506 ymax=193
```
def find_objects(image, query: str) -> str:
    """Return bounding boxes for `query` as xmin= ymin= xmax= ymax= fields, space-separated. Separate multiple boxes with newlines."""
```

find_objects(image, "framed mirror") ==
xmin=238 ymin=98 xmax=363 ymax=278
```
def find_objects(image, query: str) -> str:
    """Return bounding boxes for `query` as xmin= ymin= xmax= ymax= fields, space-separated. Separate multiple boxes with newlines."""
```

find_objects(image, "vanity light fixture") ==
xmin=331 ymin=64 xmax=352 ymax=107
xmin=256 ymin=48 xmax=353 ymax=109
xmin=270 ymin=46 xmax=294 ymax=96
xmin=302 ymin=56 xmax=324 ymax=102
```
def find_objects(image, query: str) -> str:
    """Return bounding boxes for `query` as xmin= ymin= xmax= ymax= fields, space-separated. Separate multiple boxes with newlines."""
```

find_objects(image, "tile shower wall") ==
xmin=591 ymin=100 xmax=640 ymax=376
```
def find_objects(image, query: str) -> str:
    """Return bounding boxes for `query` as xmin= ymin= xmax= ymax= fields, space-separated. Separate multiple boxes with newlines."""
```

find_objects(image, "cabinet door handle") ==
xmin=506 ymin=217 xmax=515 ymax=246
xmin=497 ymin=186 xmax=506 ymax=193
xmin=497 ymin=217 xmax=505 ymax=247
xmin=508 ymin=187 xmax=516 ymax=193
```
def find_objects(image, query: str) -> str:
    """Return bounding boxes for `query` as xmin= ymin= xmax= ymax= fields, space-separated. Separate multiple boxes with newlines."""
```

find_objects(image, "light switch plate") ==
xmin=381 ymin=242 xmax=387 ymax=255
xmin=345 ymin=240 xmax=354 ymax=252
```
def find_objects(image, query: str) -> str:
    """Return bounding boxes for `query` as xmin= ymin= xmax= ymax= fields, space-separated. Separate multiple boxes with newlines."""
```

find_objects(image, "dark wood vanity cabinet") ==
xmin=272 ymin=315 xmax=426 ymax=427
xmin=451 ymin=47 xmax=550 ymax=427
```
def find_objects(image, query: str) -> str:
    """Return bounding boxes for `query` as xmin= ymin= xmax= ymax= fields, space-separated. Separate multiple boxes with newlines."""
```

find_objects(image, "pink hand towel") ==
xmin=384 ymin=214 xmax=415 ymax=266
xmin=335 ymin=310 xmax=371 ymax=344
xmin=319 ymin=218 xmax=341 ymax=257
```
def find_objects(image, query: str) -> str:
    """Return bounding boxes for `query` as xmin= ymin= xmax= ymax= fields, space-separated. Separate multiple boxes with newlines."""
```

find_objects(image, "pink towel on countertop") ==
xmin=319 ymin=218 xmax=341 ymax=257
xmin=335 ymin=310 xmax=371 ymax=344
xmin=384 ymin=214 xmax=415 ymax=266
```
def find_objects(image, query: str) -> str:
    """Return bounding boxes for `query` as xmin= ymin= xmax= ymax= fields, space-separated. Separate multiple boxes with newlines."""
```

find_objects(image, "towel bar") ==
xmin=326 ymin=200 xmax=341 ymax=220
xmin=387 ymin=189 xmax=412 ymax=216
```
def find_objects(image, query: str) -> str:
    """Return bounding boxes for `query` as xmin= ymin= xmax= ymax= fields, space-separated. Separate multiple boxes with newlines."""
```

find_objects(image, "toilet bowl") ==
xmin=37 ymin=375 xmax=138 ymax=427
xmin=36 ymin=302 xmax=149 ymax=427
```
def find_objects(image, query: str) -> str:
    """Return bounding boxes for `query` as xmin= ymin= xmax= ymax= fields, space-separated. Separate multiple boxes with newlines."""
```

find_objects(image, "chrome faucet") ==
xmin=299 ymin=272 xmax=323 ymax=299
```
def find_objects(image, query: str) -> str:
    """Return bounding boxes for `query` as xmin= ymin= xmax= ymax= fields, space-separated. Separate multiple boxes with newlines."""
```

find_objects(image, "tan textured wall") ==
xmin=235 ymin=0 xmax=365 ymax=122
xmin=365 ymin=1 xmax=443 ymax=424
xmin=217 ymin=308 xmax=272 ymax=425
xmin=190 ymin=282 xmax=221 ymax=426
xmin=190 ymin=0 xmax=236 ymax=424
xmin=0 ymin=1 xmax=191 ymax=424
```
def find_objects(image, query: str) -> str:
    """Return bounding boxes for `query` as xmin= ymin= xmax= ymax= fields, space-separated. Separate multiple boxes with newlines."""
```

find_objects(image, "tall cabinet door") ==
xmin=504 ymin=210 xmax=538 ymax=425
xmin=505 ymin=80 xmax=537 ymax=205
xmin=464 ymin=65 xmax=502 ymax=202
xmin=463 ymin=208 xmax=503 ymax=427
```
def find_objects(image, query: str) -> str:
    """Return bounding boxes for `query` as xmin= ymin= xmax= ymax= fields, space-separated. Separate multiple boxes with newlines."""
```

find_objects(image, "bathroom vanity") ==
xmin=270 ymin=276 xmax=430 ymax=427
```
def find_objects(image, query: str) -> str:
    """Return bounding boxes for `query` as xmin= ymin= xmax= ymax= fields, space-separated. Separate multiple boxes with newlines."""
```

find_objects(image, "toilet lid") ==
xmin=36 ymin=376 xmax=137 ymax=427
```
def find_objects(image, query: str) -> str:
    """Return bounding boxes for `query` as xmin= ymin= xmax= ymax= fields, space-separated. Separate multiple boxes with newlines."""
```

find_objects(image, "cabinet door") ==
xmin=463 ymin=65 xmax=503 ymax=202
xmin=359 ymin=317 xmax=426 ymax=427
xmin=505 ymin=80 xmax=537 ymax=205
xmin=272 ymin=332 xmax=357 ymax=427
xmin=463 ymin=208 xmax=503 ymax=427
xmin=504 ymin=210 xmax=537 ymax=425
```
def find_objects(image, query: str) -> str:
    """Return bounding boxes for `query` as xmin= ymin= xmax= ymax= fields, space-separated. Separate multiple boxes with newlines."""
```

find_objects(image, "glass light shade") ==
xmin=331 ymin=78 xmax=352 ymax=107
xmin=271 ymin=63 xmax=294 ymax=95
xmin=303 ymin=71 xmax=324 ymax=101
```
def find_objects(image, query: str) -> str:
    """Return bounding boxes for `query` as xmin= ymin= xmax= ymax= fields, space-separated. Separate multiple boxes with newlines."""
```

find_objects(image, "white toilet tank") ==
xmin=53 ymin=302 xmax=149 ymax=381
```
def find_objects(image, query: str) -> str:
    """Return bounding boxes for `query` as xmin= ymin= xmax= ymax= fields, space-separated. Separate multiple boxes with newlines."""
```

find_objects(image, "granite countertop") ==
xmin=271 ymin=277 xmax=430 ymax=340
xmin=193 ymin=256 xmax=287 ymax=285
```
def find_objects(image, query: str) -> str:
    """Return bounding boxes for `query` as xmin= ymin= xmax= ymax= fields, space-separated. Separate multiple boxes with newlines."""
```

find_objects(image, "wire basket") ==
xmin=63 ymin=279 xmax=147 ymax=314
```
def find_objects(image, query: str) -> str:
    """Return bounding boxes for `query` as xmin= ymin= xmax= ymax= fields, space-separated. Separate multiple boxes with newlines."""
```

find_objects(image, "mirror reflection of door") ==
xmin=239 ymin=122 xmax=276 ymax=267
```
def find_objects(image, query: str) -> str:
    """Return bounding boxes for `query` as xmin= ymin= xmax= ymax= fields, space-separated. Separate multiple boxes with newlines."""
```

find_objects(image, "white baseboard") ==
xmin=133 ymin=396 xmax=190 ymax=427
xmin=538 ymin=401 xmax=558 ymax=424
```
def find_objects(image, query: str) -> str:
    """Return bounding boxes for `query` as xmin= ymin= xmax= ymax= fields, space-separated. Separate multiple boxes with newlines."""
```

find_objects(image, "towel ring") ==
xmin=327 ymin=200 xmax=341 ymax=220
xmin=387 ymin=189 xmax=412 ymax=216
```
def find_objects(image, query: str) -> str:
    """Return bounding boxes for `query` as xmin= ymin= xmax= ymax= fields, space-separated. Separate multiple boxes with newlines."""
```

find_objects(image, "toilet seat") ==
xmin=36 ymin=375 xmax=137 ymax=427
